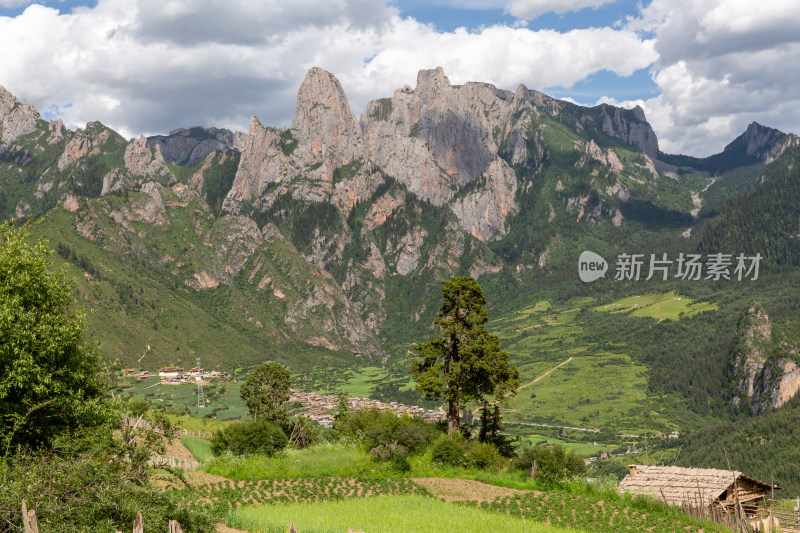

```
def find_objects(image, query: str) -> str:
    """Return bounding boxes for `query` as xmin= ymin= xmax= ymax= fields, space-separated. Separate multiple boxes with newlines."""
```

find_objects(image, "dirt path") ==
xmin=216 ymin=525 xmax=248 ymax=533
xmin=412 ymin=478 xmax=533 ymax=503
xmin=164 ymin=437 xmax=197 ymax=463
xmin=473 ymin=356 xmax=574 ymax=415
xmin=518 ymin=356 xmax=573 ymax=391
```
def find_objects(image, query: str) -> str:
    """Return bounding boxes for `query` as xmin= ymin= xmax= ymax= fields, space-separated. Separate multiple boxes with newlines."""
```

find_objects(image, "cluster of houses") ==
xmin=121 ymin=369 xmax=152 ymax=381
xmin=122 ymin=367 xmax=230 ymax=384
xmin=289 ymin=390 xmax=446 ymax=427
xmin=156 ymin=366 xmax=230 ymax=384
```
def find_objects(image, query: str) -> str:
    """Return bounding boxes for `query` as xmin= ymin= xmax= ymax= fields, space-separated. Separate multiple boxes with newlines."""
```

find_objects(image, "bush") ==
xmin=430 ymin=434 xmax=468 ymax=467
xmin=465 ymin=441 xmax=506 ymax=470
xmin=337 ymin=409 xmax=437 ymax=455
xmin=211 ymin=420 xmax=288 ymax=456
xmin=513 ymin=444 xmax=586 ymax=482
xmin=0 ymin=433 xmax=215 ymax=532
xmin=287 ymin=416 xmax=322 ymax=449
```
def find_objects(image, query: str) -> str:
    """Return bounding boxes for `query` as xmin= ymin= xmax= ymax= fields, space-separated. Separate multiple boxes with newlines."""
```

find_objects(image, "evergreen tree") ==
xmin=410 ymin=276 xmax=520 ymax=434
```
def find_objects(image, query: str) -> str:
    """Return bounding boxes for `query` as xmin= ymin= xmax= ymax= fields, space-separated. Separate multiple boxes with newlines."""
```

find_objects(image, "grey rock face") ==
xmin=147 ymin=126 xmax=236 ymax=165
xmin=597 ymin=104 xmax=659 ymax=158
xmin=0 ymin=85 xmax=40 ymax=146
xmin=291 ymin=67 xmax=362 ymax=166
xmin=125 ymin=135 xmax=172 ymax=179
xmin=224 ymin=69 xmax=365 ymax=213
xmin=450 ymin=158 xmax=518 ymax=241
xmin=724 ymin=122 xmax=785 ymax=159
xmin=360 ymin=67 xmax=507 ymax=206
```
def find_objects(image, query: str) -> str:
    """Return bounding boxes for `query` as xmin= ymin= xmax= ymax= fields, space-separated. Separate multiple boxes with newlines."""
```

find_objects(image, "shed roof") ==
xmin=618 ymin=465 xmax=778 ymax=508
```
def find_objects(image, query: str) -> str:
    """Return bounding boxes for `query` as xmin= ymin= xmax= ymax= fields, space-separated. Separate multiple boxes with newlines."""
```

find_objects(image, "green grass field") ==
xmin=489 ymin=293 xmax=712 ymax=433
xmin=227 ymin=494 xmax=579 ymax=533
xmin=204 ymin=442 xmax=385 ymax=479
xmin=593 ymin=291 xmax=717 ymax=320
xmin=118 ymin=377 xmax=249 ymax=420
xmin=181 ymin=435 xmax=214 ymax=463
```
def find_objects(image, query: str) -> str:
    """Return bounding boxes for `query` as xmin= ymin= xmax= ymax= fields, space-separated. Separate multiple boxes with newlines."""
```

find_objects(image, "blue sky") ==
xmin=1 ymin=0 xmax=798 ymax=156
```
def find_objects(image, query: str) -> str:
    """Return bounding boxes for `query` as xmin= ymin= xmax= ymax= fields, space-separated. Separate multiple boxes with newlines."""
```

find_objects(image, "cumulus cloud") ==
xmin=506 ymin=0 xmax=616 ymax=20
xmin=625 ymin=0 xmax=800 ymax=156
xmin=0 ymin=0 xmax=796 ymax=158
xmin=0 ymin=0 xmax=655 ymax=141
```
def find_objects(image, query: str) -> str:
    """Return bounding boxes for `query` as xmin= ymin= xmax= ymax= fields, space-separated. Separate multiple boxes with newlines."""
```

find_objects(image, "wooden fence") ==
xmin=147 ymin=455 xmax=200 ymax=471
xmin=121 ymin=414 xmax=212 ymax=440
xmin=21 ymin=503 xmax=184 ymax=533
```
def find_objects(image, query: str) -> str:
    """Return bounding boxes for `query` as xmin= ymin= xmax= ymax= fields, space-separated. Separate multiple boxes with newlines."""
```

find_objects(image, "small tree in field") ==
xmin=410 ymin=276 xmax=519 ymax=434
xmin=0 ymin=222 xmax=110 ymax=450
xmin=240 ymin=361 xmax=291 ymax=423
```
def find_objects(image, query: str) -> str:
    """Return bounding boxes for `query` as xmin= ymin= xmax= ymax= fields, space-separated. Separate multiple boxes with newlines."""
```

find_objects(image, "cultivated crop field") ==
xmin=172 ymin=476 xmax=426 ymax=521
xmin=227 ymin=494 xmax=581 ymax=533
xmin=470 ymin=491 xmax=730 ymax=533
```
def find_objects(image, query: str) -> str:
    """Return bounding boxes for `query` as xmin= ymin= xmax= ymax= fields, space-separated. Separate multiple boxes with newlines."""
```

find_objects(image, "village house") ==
xmin=288 ymin=389 xmax=445 ymax=425
xmin=158 ymin=366 xmax=184 ymax=383
xmin=619 ymin=465 xmax=781 ymax=526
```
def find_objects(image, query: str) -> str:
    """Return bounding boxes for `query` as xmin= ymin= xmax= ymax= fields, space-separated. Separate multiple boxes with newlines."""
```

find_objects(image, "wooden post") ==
xmin=169 ymin=519 xmax=184 ymax=533
xmin=22 ymin=500 xmax=39 ymax=533
xmin=133 ymin=511 xmax=143 ymax=533
xmin=531 ymin=459 xmax=538 ymax=479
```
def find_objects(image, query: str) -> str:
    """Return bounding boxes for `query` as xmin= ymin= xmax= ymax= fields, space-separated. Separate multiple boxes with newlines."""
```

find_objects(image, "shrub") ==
xmin=0 ymin=433 xmax=215 ymax=532
xmin=513 ymin=444 xmax=586 ymax=482
xmin=211 ymin=420 xmax=288 ymax=456
xmin=430 ymin=433 xmax=468 ymax=467
xmin=465 ymin=441 xmax=506 ymax=470
xmin=338 ymin=409 xmax=437 ymax=455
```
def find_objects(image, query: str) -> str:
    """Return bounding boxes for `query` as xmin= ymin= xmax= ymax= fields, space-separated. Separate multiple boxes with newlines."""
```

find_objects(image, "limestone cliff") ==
xmin=147 ymin=126 xmax=236 ymax=165
xmin=0 ymin=85 xmax=41 ymax=148
xmin=733 ymin=303 xmax=800 ymax=414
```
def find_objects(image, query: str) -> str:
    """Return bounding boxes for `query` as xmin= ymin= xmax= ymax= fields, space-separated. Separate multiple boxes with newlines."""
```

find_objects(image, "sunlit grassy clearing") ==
xmin=515 ymin=432 xmax=618 ymax=455
xmin=503 ymin=352 xmax=651 ymax=431
xmin=593 ymin=291 xmax=717 ymax=320
xmin=181 ymin=435 xmax=214 ymax=463
xmin=204 ymin=442 xmax=383 ymax=479
xmin=336 ymin=366 xmax=391 ymax=397
xmin=227 ymin=494 xmax=581 ymax=533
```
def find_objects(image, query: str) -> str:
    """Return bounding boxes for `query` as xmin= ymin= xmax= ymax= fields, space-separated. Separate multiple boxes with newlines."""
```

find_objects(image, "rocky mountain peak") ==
xmin=249 ymin=115 xmax=263 ymax=135
xmin=596 ymin=103 xmax=659 ymax=158
xmin=125 ymin=134 xmax=171 ymax=179
xmin=291 ymin=67 xmax=362 ymax=164
xmin=0 ymin=84 xmax=41 ymax=146
xmin=415 ymin=67 xmax=450 ymax=100
xmin=147 ymin=125 xmax=236 ymax=166
xmin=725 ymin=121 xmax=785 ymax=159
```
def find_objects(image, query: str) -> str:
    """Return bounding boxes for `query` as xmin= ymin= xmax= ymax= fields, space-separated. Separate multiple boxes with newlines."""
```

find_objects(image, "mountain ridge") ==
xmin=2 ymin=68 xmax=800 ymax=438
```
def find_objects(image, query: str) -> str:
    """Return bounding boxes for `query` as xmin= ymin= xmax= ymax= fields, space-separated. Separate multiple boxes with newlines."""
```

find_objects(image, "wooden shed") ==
xmin=619 ymin=465 xmax=781 ymax=514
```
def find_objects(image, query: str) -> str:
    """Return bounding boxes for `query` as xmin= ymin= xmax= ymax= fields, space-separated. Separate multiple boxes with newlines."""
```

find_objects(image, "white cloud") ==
xmin=505 ymin=0 xmax=616 ymax=20
xmin=624 ymin=0 xmax=800 ymax=156
xmin=0 ymin=0 xmax=655 ymax=141
xmin=1 ymin=0 xmax=796 ymax=159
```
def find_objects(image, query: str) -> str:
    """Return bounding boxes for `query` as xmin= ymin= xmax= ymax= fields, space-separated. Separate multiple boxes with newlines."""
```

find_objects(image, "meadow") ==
xmin=489 ymin=292 xmax=716 ymax=434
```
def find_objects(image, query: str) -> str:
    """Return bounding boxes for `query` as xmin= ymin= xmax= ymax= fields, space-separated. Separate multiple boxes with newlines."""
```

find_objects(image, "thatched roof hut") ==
xmin=618 ymin=465 xmax=781 ymax=511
